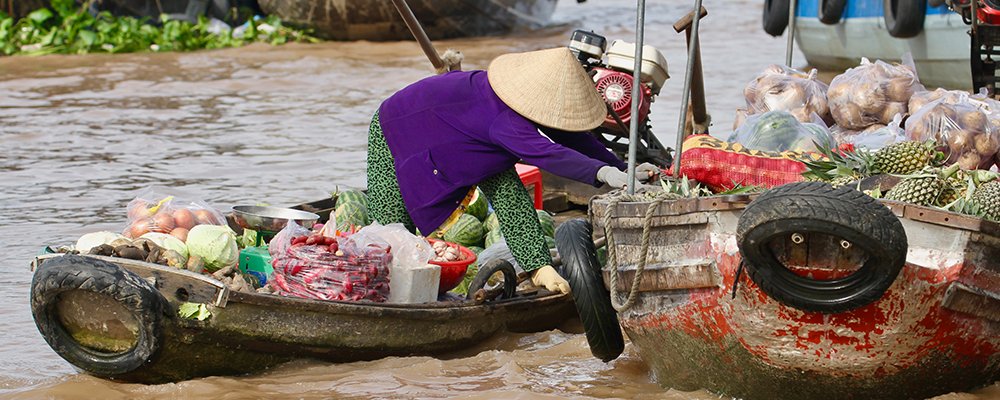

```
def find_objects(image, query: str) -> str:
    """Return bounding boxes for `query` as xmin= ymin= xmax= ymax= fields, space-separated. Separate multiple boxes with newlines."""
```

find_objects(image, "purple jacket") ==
xmin=378 ymin=70 xmax=626 ymax=234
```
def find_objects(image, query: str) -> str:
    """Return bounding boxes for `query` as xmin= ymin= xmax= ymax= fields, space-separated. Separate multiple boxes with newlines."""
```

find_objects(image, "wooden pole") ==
xmin=390 ymin=0 xmax=448 ymax=72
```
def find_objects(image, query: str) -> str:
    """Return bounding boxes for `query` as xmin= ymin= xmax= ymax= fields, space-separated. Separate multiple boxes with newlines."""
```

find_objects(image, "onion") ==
xmin=173 ymin=208 xmax=197 ymax=230
xmin=949 ymin=130 xmax=974 ymax=151
xmin=960 ymin=110 xmax=989 ymax=132
xmin=151 ymin=212 xmax=176 ymax=233
xmin=171 ymin=227 xmax=190 ymax=242
xmin=957 ymin=152 xmax=983 ymax=170
xmin=127 ymin=219 xmax=152 ymax=238
xmin=975 ymin=132 xmax=1000 ymax=156
xmin=193 ymin=209 xmax=219 ymax=225
xmin=881 ymin=102 xmax=907 ymax=124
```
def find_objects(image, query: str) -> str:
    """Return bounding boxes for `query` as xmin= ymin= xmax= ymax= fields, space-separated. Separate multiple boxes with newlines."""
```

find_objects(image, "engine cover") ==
xmin=593 ymin=67 xmax=652 ymax=133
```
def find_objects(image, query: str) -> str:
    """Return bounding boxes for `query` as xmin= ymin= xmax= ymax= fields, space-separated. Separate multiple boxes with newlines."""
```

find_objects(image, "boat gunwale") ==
xmin=32 ymin=252 xmax=571 ymax=316
xmin=591 ymin=194 xmax=1000 ymax=238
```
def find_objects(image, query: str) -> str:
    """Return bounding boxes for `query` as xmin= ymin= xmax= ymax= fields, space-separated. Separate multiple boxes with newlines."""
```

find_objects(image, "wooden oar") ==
xmin=390 ymin=0 xmax=460 ymax=74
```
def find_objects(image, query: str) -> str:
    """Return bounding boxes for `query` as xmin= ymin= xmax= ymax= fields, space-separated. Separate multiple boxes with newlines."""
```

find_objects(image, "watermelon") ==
xmin=443 ymin=213 xmax=484 ymax=248
xmin=465 ymin=188 xmax=489 ymax=221
xmin=544 ymin=235 xmax=556 ymax=250
xmin=336 ymin=189 xmax=368 ymax=208
xmin=484 ymin=212 xmax=499 ymax=232
xmin=537 ymin=210 xmax=555 ymax=237
xmin=451 ymin=262 xmax=479 ymax=296
xmin=484 ymin=229 xmax=503 ymax=248
xmin=468 ymin=246 xmax=485 ymax=255
xmin=333 ymin=201 xmax=369 ymax=232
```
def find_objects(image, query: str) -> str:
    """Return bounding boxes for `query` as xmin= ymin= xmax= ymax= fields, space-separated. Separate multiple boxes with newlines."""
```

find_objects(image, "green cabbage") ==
xmin=186 ymin=225 xmax=239 ymax=272
xmin=140 ymin=232 xmax=189 ymax=263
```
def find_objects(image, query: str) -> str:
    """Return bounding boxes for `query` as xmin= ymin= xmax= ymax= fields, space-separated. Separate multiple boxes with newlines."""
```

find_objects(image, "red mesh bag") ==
xmin=665 ymin=135 xmax=827 ymax=192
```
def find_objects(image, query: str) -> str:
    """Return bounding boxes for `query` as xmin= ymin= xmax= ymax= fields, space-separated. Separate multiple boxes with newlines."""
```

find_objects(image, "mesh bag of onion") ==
xmin=269 ymin=230 xmax=392 ymax=303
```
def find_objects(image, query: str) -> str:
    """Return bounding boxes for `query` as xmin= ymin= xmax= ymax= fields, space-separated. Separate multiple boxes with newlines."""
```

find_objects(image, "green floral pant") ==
xmin=366 ymin=111 xmax=551 ymax=272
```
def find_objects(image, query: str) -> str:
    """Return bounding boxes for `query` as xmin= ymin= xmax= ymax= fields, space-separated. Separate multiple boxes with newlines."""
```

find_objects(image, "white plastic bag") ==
xmin=354 ymin=223 xmax=440 ymax=303
xmin=727 ymin=110 xmax=834 ymax=152
xmin=743 ymin=64 xmax=832 ymax=125
xmin=828 ymin=56 xmax=925 ymax=130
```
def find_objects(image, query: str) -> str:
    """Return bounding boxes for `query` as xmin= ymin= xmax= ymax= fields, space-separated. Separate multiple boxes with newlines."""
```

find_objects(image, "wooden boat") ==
xmin=585 ymin=185 xmax=1000 ymax=400
xmin=256 ymin=0 xmax=559 ymax=41
xmin=28 ymin=198 xmax=574 ymax=384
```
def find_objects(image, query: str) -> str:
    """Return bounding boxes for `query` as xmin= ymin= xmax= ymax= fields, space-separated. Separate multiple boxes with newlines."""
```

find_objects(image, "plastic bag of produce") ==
xmin=354 ymin=222 xmax=433 ymax=270
xmin=727 ymin=110 xmax=834 ymax=152
xmin=905 ymin=95 xmax=1000 ymax=170
xmin=834 ymin=114 xmax=907 ymax=151
xmin=123 ymin=188 xmax=226 ymax=243
xmin=269 ymin=223 xmax=392 ymax=302
xmin=665 ymin=134 xmax=822 ymax=192
xmin=743 ymin=65 xmax=831 ymax=124
xmin=828 ymin=56 xmax=925 ymax=130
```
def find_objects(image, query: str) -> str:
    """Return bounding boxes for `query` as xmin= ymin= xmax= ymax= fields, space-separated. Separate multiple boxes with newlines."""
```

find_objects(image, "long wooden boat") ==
xmin=28 ymin=198 xmax=574 ymax=384
xmin=256 ymin=0 xmax=559 ymax=41
xmin=588 ymin=187 xmax=1000 ymax=400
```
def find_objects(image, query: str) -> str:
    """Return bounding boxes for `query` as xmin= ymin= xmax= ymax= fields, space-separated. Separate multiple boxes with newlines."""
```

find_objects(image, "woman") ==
xmin=366 ymin=47 xmax=658 ymax=294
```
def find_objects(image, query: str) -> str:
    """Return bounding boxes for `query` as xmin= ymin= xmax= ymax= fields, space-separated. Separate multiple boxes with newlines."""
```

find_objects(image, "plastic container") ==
xmin=606 ymin=40 xmax=669 ymax=94
xmin=428 ymin=239 xmax=477 ymax=294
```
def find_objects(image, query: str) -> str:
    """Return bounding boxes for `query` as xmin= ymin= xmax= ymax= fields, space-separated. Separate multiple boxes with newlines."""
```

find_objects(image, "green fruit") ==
xmin=484 ymin=212 xmax=499 ymax=232
xmin=537 ymin=210 xmax=555 ymax=237
xmin=442 ymin=213 xmax=485 ymax=248
xmin=468 ymin=246 xmax=485 ymax=255
xmin=333 ymin=202 xmax=369 ymax=232
xmin=873 ymin=141 xmax=936 ymax=175
xmin=336 ymin=189 xmax=368 ymax=208
xmin=971 ymin=181 xmax=1000 ymax=222
xmin=464 ymin=188 xmax=489 ymax=221
xmin=544 ymin=235 xmax=556 ymax=250
xmin=484 ymin=229 xmax=502 ymax=248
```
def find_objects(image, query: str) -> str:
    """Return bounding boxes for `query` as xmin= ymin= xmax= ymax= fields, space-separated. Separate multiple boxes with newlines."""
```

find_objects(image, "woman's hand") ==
xmin=531 ymin=265 xmax=571 ymax=294
xmin=596 ymin=166 xmax=629 ymax=188
xmin=636 ymin=162 xmax=661 ymax=183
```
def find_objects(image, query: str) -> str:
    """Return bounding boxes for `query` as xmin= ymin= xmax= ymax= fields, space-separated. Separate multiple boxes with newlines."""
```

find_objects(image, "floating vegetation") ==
xmin=0 ymin=0 xmax=318 ymax=56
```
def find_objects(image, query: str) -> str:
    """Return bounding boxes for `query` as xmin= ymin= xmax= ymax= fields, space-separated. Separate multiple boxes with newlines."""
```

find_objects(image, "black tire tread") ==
xmin=819 ymin=0 xmax=847 ymax=24
xmin=736 ymin=182 xmax=908 ymax=313
xmin=884 ymin=0 xmax=927 ymax=38
xmin=30 ymin=255 xmax=165 ymax=377
xmin=555 ymin=219 xmax=624 ymax=362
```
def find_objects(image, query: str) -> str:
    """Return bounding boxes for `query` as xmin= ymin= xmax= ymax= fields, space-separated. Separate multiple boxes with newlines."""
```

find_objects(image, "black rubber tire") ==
xmin=763 ymin=0 xmax=791 ymax=37
xmin=31 ymin=255 xmax=166 ymax=377
xmin=465 ymin=259 xmax=518 ymax=300
xmin=884 ymin=0 xmax=927 ymax=38
xmin=736 ymin=182 xmax=908 ymax=314
xmin=555 ymin=219 xmax=624 ymax=362
xmin=819 ymin=0 xmax=847 ymax=24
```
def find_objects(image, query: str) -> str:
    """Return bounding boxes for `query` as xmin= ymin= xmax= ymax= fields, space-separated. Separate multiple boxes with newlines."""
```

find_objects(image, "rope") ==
xmin=602 ymin=191 xmax=680 ymax=312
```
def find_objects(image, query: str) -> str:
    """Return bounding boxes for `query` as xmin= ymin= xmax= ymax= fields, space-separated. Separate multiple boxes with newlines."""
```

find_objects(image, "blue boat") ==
xmin=766 ymin=0 xmax=971 ymax=90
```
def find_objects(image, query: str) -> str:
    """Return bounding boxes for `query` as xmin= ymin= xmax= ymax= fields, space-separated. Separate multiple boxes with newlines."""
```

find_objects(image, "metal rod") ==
xmin=390 ymin=0 xmax=445 ymax=71
xmin=672 ymin=0 xmax=705 ymax=178
xmin=626 ymin=0 xmax=647 ymax=195
xmin=785 ymin=0 xmax=797 ymax=67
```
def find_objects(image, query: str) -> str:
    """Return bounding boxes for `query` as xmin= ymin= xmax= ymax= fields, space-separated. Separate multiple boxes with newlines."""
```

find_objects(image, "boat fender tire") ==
xmin=884 ymin=0 xmax=927 ymax=38
xmin=736 ymin=182 xmax=908 ymax=313
xmin=465 ymin=259 xmax=518 ymax=300
xmin=763 ymin=0 xmax=791 ymax=37
xmin=555 ymin=219 xmax=624 ymax=362
xmin=30 ymin=255 xmax=166 ymax=377
xmin=819 ymin=0 xmax=847 ymax=24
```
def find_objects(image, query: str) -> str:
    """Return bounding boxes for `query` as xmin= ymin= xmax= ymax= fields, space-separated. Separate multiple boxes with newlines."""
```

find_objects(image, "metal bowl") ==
xmin=231 ymin=206 xmax=320 ymax=233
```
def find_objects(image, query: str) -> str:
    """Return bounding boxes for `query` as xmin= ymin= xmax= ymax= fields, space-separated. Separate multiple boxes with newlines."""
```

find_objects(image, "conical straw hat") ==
xmin=487 ymin=48 xmax=607 ymax=132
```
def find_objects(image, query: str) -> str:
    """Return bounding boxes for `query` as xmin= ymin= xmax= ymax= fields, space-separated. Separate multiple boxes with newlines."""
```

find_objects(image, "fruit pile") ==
xmin=431 ymin=239 xmax=467 ymax=263
xmin=124 ymin=195 xmax=225 ymax=242
xmin=269 ymin=231 xmax=391 ymax=302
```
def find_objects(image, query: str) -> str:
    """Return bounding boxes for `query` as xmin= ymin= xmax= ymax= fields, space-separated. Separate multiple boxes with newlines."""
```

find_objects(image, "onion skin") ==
xmin=128 ymin=219 xmax=152 ymax=238
xmin=193 ymin=209 xmax=218 ymax=225
xmin=173 ymin=208 xmax=197 ymax=230
xmin=170 ymin=227 xmax=190 ymax=242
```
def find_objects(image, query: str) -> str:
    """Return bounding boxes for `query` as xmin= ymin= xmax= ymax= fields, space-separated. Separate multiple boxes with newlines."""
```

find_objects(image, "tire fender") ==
xmin=31 ymin=255 xmax=166 ymax=377
xmin=819 ymin=0 xmax=847 ymax=24
xmin=736 ymin=182 xmax=908 ymax=313
xmin=884 ymin=0 xmax=927 ymax=38
xmin=763 ymin=0 xmax=791 ymax=37
xmin=555 ymin=219 xmax=624 ymax=362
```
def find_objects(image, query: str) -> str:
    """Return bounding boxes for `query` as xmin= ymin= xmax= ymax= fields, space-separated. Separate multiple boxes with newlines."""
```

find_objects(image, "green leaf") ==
xmin=178 ymin=302 xmax=212 ymax=320
xmin=27 ymin=8 xmax=53 ymax=24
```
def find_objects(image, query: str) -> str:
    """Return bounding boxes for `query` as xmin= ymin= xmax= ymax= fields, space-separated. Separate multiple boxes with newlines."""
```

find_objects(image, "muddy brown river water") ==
xmin=2 ymin=0 xmax=999 ymax=398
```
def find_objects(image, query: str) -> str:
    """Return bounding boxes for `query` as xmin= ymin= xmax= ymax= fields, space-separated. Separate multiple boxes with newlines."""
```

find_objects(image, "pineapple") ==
xmin=936 ymin=170 xmax=969 ymax=206
xmin=971 ymin=181 xmax=1000 ymax=222
xmin=802 ymin=144 xmax=876 ymax=183
xmin=829 ymin=174 xmax=861 ymax=189
xmin=872 ymin=141 xmax=939 ymax=175
xmin=885 ymin=164 xmax=960 ymax=206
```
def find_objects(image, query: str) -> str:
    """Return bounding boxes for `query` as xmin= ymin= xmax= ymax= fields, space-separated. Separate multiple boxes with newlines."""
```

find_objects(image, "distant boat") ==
xmin=257 ymin=0 xmax=559 ymax=41
xmin=765 ymin=0 xmax=972 ymax=90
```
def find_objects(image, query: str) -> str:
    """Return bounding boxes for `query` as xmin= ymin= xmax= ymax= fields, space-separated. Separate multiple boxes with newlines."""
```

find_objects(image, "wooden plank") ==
xmin=602 ymin=260 xmax=719 ymax=292
xmin=942 ymin=283 xmax=1000 ymax=322
xmin=35 ymin=254 xmax=229 ymax=307
xmin=606 ymin=213 xmax=709 ymax=229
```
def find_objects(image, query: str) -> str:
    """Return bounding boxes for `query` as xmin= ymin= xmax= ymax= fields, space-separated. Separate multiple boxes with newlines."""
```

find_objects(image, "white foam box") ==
xmin=606 ymin=40 xmax=670 ymax=94
xmin=388 ymin=263 xmax=441 ymax=304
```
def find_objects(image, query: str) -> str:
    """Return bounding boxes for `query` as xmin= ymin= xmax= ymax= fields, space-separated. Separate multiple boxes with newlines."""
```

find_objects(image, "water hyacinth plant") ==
xmin=0 ymin=0 xmax=317 ymax=56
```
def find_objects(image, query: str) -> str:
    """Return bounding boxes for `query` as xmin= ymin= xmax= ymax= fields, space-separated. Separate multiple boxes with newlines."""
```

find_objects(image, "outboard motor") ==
xmin=567 ymin=30 xmax=672 ymax=166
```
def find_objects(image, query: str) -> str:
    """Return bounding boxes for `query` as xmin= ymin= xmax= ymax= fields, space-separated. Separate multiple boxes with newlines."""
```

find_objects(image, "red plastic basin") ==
xmin=427 ymin=239 xmax=477 ymax=294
